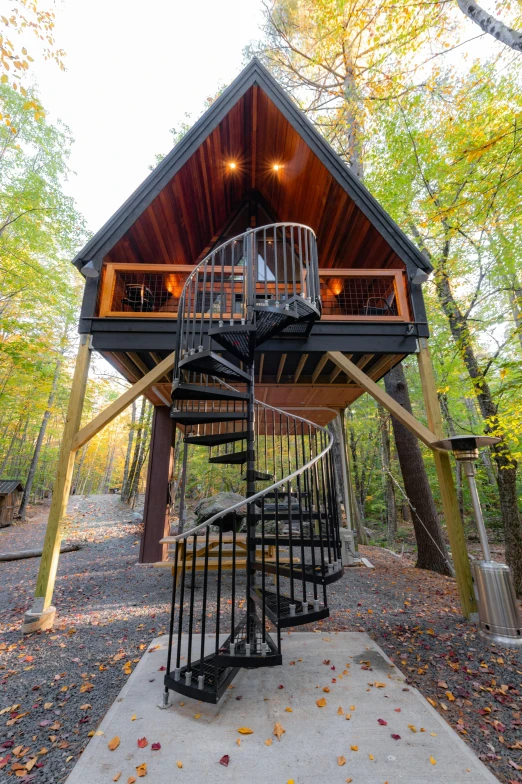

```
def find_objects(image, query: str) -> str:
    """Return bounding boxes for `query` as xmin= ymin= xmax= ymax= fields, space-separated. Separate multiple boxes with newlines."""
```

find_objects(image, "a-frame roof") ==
xmin=73 ymin=58 xmax=431 ymax=275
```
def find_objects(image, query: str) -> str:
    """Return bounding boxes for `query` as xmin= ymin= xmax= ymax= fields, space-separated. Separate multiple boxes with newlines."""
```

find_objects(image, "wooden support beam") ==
xmin=72 ymin=352 xmax=175 ymax=452
xmin=417 ymin=338 xmax=477 ymax=618
xmin=327 ymin=352 xmax=438 ymax=448
xmin=151 ymin=352 xmax=172 ymax=383
xmin=329 ymin=353 xmax=353 ymax=383
xmin=276 ymin=354 xmax=287 ymax=383
xmin=293 ymin=353 xmax=308 ymax=384
xmin=23 ymin=335 xmax=92 ymax=632
xmin=312 ymin=354 xmax=329 ymax=383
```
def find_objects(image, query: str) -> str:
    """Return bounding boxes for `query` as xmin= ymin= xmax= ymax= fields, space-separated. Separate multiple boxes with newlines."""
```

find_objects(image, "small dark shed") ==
xmin=0 ymin=480 xmax=24 ymax=527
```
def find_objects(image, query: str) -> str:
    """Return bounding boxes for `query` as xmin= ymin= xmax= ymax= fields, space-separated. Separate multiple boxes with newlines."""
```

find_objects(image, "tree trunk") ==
xmin=121 ymin=401 xmax=136 ymax=501
xmin=456 ymin=0 xmax=522 ymax=51
xmin=122 ymin=398 xmax=147 ymax=504
xmin=19 ymin=351 xmax=63 ymax=521
xmin=435 ymin=266 xmax=522 ymax=593
xmin=377 ymin=403 xmax=397 ymax=542
xmin=384 ymin=364 xmax=451 ymax=575
xmin=327 ymin=419 xmax=347 ymax=524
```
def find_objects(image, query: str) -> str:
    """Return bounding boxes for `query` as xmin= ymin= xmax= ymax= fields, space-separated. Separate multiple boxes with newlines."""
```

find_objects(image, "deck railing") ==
xmin=98 ymin=263 xmax=411 ymax=322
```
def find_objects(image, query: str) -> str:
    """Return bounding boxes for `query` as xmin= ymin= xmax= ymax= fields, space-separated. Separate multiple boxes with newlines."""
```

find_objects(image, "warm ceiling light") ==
xmin=273 ymin=163 xmax=281 ymax=171
xmin=229 ymin=162 xmax=237 ymax=169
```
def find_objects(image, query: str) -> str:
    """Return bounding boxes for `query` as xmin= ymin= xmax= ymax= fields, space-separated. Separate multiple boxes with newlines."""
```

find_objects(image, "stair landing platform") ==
xmin=65 ymin=633 xmax=499 ymax=784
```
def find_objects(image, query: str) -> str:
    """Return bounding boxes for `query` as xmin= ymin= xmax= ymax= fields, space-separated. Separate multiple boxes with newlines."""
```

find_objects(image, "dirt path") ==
xmin=0 ymin=496 xmax=520 ymax=783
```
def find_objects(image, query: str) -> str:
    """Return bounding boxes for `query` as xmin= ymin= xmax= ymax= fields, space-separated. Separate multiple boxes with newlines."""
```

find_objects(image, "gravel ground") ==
xmin=0 ymin=495 xmax=521 ymax=783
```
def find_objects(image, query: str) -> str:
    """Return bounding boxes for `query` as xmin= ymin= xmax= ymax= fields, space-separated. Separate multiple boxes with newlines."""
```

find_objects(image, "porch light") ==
xmin=433 ymin=434 xmax=522 ymax=646
xmin=228 ymin=162 xmax=237 ymax=169
xmin=273 ymin=163 xmax=281 ymax=171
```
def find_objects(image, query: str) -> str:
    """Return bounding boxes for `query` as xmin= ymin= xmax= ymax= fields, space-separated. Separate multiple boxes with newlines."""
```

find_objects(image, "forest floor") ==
xmin=0 ymin=495 xmax=521 ymax=784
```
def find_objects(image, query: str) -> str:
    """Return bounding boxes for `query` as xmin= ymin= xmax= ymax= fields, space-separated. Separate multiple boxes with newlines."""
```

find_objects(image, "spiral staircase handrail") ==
xmin=170 ymin=379 xmax=334 ymax=542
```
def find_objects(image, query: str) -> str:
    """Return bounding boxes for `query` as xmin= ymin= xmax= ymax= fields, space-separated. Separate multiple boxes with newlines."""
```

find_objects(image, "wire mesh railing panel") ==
xmin=319 ymin=274 xmax=399 ymax=317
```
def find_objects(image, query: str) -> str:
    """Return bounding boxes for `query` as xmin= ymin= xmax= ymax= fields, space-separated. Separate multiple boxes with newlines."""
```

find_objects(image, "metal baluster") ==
xmin=199 ymin=526 xmax=210 ymax=684
xmin=187 ymin=534 xmax=198 ymax=675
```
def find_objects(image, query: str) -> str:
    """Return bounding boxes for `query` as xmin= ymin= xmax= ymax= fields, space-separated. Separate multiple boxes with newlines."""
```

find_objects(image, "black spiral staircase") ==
xmin=164 ymin=223 xmax=344 ymax=705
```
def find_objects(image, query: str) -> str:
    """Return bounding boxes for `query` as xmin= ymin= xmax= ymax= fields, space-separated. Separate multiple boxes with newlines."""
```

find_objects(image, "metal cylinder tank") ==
xmin=472 ymin=560 xmax=522 ymax=646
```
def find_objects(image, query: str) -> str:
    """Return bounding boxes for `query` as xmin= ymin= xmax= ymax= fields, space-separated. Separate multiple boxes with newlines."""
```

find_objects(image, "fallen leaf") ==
xmin=265 ymin=739 xmax=272 ymax=746
xmin=429 ymin=756 xmax=437 ymax=765
xmin=285 ymin=707 xmax=293 ymax=712
xmin=408 ymin=724 xmax=417 ymax=733
xmin=337 ymin=706 xmax=344 ymax=715
xmin=127 ymin=778 xmax=136 ymax=784
xmin=337 ymin=756 xmax=346 ymax=766
xmin=236 ymin=739 xmax=241 ymax=746
xmin=323 ymin=686 xmax=330 ymax=693
xmin=108 ymin=737 xmax=120 ymax=751
xmin=176 ymin=761 xmax=182 ymax=768
xmin=151 ymin=743 xmax=161 ymax=751
xmin=137 ymin=738 xmax=148 ymax=749
xmin=427 ymin=698 xmax=437 ymax=708
xmin=44 ymin=703 xmax=53 ymax=710
xmin=113 ymin=774 xmax=121 ymax=782
xmin=79 ymin=704 xmax=91 ymax=711
xmin=274 ymin=722 xmax=286 ymax=741
xmin=316 ymin=697 xmax=327 ymax=708
xmin=377 ymin=718 xmax=387 ymax=726
xmin=350 ymin=705 xmax=355 ymax=711
xmin=345 ymin=713 xmax=351 ymax=720
xmin=391 ymin=734 xmax=401 ymax=740
xmin=237 ymin=727 xmax=253 ymax=735
xmin=445 ymin=691 xmax=455 ymax=702
xmin=375 ymin=682 xmax=386 ymax=688
xmin=350 ymin=745 xmax=358 ymax=751
xmin=369 ymin=753 xmax=374 ymax=760
xmin=131 ymin=715 xmax=136 ymax=721
xmin=346 ymin=779 xmax=353 ymax=783
xmin=219 ymin=755 xmax=230 ymax=767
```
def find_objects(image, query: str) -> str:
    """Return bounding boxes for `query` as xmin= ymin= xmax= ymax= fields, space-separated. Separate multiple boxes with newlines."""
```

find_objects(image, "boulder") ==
xmin=195 ymin=492 xmax=248 ymax=533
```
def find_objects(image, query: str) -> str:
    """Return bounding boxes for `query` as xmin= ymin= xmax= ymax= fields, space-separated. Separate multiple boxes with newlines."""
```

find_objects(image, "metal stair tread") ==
xmin=250 ymin=586 xmax=330 ymax=628
xmin=172 ymin=381 xmax=249 ymax=402
xmin=208 ymin=450 xmax=248 ymax=465
xmin=184 ymin=430 xmax=248 ymax=446
xmin=171 ymin=410 xmax=248 ymax=425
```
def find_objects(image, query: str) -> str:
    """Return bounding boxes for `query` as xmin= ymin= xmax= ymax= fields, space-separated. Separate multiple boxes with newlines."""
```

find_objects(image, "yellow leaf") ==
xmin=369 ymin=753 xmax=374 ymax=760
xmin=80 ymin=704 xmax=91 ymax=711
xmin=323 ymin=686 xmax=330 ymax=693
xmin=445 ymin=691 xmax=455 ymax=701
xmin=236 ymin=738 xmax=241 ymax=746
xmin=113 ymin=774 xmax=121 ymax=782
xmin=136 ymin=763 xmax=147 ymax=777
xmin=375 ymin=682 xmax=386 ymax=688
xmin=237 ymin=727 xmax=253 ymax=734
xmin=127 ymin=778 xmax=136 ymax=784
xmin=265 ymin=738 xmax=272 ymax=746
xmin=131 ymin=714 xmax=136 ymax=721
xmin=108 ymin=737 xmax=120 ymax=751
xmin=337 ymin=756 xmax=346 ymax=766
xmin=345 ymin=713 xmax=351 ymax=720
xmin=427 ymin=698 xmax=437 ymax=707
xmin=274 ymin=722 xmax=285 ymax=741
xmin=429 ymin=756 xmax=437 ymax=765
xmin=285 ymin=707 xmax=293 ymax=712
xmin=194 ymin=713 xmax=201 ymax=719
xmin=351 ymin=745 xmax=358 ymax=751
xmin=316 ymin=697 xmax=327 ymax=707
xmin=176 ymin=761 xmax=183 ymax=768
xmin=337 ymin=706 xmax=344 ymax=715
xmin=408 ymin=724 xmax=417 ymax=733
xmin=350 ymin=705 xmax=355 ymax=711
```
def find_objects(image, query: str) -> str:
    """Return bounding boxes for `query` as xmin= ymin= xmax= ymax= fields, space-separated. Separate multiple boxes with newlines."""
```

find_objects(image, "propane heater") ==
xmin=433 ymin=435 xmax=522 ymax=647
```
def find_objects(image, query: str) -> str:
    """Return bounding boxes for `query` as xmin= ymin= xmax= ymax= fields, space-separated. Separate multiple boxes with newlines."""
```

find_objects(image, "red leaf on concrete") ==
xmin=219 ymin=755 xmax=230 ymax=767
xmin=151 ymin=743 xmax=161 ymax=751
xmin=137 ymin=738 xmax=148 ymax=749
xmin=377 ymin=719 xmax=387 ymax=726
xmin=391 ymin=734 xmax=401 ymax=740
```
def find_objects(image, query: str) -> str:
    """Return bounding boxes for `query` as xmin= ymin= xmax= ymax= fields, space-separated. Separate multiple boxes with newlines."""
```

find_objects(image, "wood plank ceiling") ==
xmin=104 ymin=86 xmax=404 ymax=272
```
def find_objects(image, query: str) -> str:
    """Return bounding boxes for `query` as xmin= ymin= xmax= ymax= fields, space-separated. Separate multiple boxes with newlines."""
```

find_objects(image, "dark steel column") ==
xmin=139 ymin=406 xmax=174 ymax=563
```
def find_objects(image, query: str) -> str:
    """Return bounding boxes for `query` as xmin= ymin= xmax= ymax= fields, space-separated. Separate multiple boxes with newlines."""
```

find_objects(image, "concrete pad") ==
xmin=66 ymin=633 xmax=499 ymax=784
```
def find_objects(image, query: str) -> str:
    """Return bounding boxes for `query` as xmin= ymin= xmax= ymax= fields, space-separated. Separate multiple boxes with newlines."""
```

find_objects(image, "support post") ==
xmin=336 ymin=411 xmax=352 ymax=530
xmin=23 ymin=335 xmax=92 ymax=633
xmin=417 ymin=338 xmax=477 ymax=618
xmin=139 ymin=406 xmax=174 ymax=564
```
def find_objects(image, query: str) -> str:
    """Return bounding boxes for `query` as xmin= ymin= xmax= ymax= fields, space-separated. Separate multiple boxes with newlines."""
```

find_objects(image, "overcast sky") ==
xmin=31 ymin=0 xmax=264 ymax=234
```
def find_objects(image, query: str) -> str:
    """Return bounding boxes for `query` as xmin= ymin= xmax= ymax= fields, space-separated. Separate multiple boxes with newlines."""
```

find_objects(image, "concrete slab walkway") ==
xmin=65 ymin=632 xmax=499 ymax=784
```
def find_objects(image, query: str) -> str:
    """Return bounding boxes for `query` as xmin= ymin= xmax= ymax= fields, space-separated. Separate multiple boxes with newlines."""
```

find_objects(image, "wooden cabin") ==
xmin=72 ymin=59 xmax=433 ymax=564
xmin=0 ymin=480 xmax=23 ymax=527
